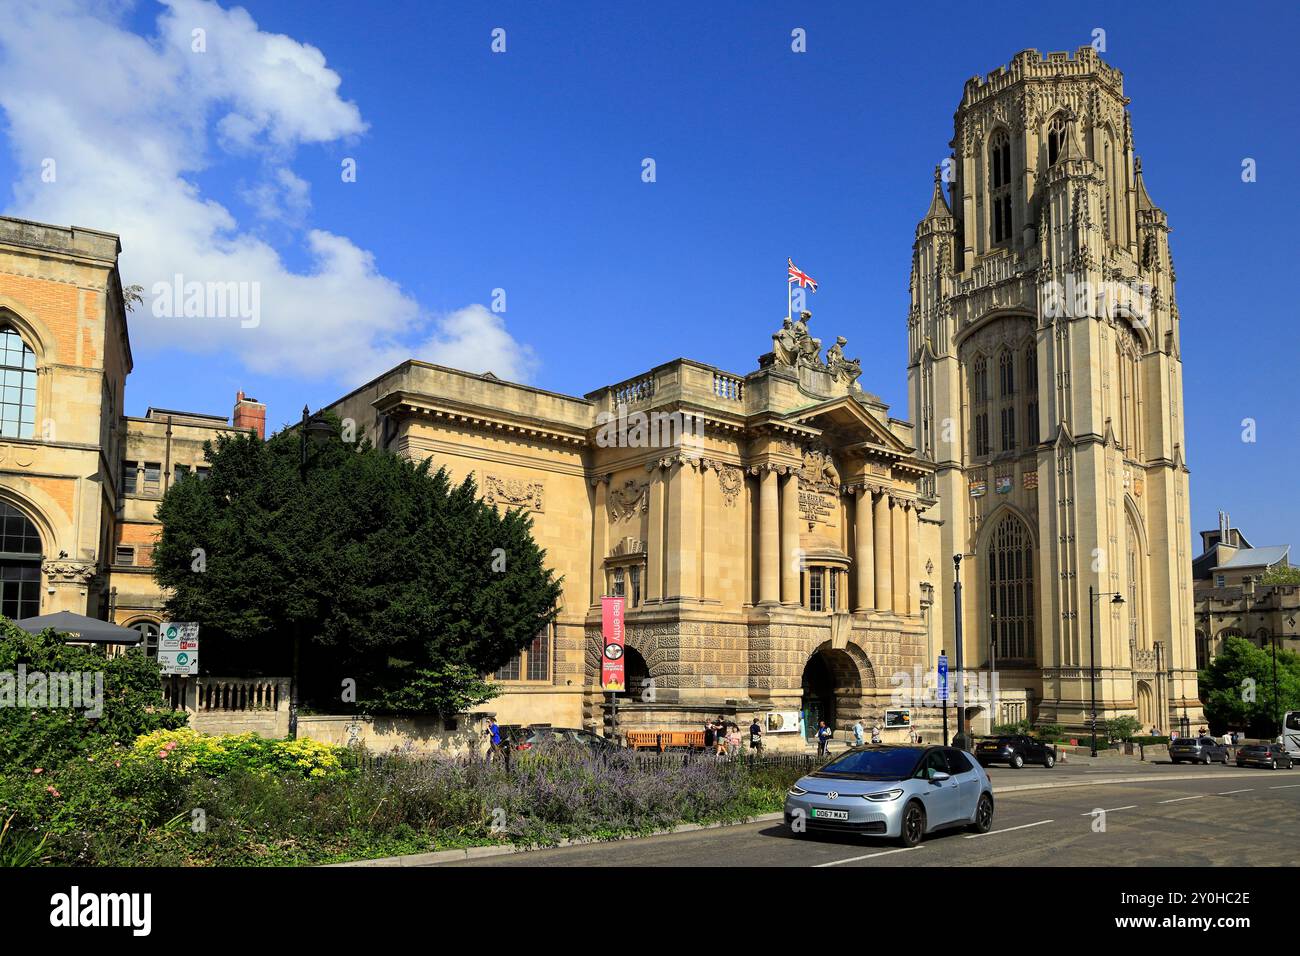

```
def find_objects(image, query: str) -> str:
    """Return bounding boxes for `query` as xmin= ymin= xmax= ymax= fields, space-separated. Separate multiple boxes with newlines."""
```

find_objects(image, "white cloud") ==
xmin=0 ymin=0 xmax=536 ymax=385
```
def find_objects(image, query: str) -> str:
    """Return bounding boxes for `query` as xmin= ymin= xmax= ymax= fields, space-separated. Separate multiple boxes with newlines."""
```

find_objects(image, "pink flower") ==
xmin=114 ymin=761 xmax=122 ymax=768
xmin=45 ymin=786 xmax=60 ymax=797
xmin=163 ymin=741 xmax=178 ymax=751
xmin=33 ymin=767 xmax=44 ymax=775
xmin=158 ymin=751 xmax=169 ymax=759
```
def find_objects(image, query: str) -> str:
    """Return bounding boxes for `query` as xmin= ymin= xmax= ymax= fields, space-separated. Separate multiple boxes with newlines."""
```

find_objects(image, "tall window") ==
xmin=629 ymin=565 xmax=642 ymax=607
xmin=988 ymin=513 xmax=1035 ymax=661
xmin=1047 ymin=114 xmax=1067 ymax=166
xmin=975 ymin=412 xmax=990 ymax=457
xmin=0 ymin=501 xmax=42 ymax=619
xmin=494 ymin=626 xmax=551 ymax=682
xmin=974 ymin=357 xmax=989 ymax=403
xmin=973 ymin=355 xmax=990 ymax=458
xmin=998 ymin=350 xmax=1014 ymax=397
xmin=1000 ymin=406 xmax=1017 ymax=452
xmin=989 ymin=130 xmax=1013 ymax=245
xmin=0 ymin=327 xmax=37 ymax=440
xmin=808 ymin=568 xmax=824 ymax=612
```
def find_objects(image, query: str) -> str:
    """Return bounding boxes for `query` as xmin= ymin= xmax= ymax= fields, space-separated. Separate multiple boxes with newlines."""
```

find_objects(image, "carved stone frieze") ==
xmin=484 ymin=474 xmax=544 ymax=513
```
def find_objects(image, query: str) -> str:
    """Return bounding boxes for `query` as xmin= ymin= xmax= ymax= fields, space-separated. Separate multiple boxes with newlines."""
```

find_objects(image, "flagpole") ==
xmin=787 ymin=258 xmax=792 ymax=321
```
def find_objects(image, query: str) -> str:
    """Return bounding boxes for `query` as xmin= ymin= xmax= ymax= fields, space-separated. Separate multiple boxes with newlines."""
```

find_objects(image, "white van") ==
xmin=1282 ymin=711 xmax=1300 ymax=758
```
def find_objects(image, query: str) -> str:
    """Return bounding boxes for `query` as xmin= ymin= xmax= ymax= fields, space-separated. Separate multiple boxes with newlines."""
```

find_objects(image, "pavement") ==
xmin=437 ymin=762 xmax=1300 ymax=867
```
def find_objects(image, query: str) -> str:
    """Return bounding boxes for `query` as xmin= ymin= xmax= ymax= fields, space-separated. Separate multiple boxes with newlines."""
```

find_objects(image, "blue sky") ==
xmin=0 ymin=0 xmax=1296 ymax=549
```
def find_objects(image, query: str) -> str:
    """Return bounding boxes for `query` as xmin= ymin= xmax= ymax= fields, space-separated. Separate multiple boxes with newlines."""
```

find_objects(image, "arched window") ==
xmin=998 ymin=350 xmax=1014 ymax=396
xmin=0 ymin=327 xmax=37 ymax=440
xmin=974 ymin=357 xmax=989 ymax=403
xmin=131 ymin=620 xmax=160 ymax=657
xmin=1024 ymin=345 xmax=1039 ymax=446
xmin=0 ymin=501 xmax=42 ymax=619
xmin=1127 ymin=516 xmax=1144 ymax=648
xmin=972 ymin=356 xmax=990 ymax=458
xmin=989 ymin=130 xmax=1013 ymax=245
xmin=1047 ymin=114 xmax=1067 ymax=166
xmin=987 ymin=513 xmax=1035 ymax=662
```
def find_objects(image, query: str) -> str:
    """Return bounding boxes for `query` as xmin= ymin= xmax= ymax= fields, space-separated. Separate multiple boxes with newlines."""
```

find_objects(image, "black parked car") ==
xmin=975 ymin=734 xmax=1056 ymax=769
xmin=1235 ymin=742 xmax=1295 ymax=770
xmin=509 ymin=725 xmax=619 ymax=753
xmin=1169 ymin=736 xmax=1230 ymax=765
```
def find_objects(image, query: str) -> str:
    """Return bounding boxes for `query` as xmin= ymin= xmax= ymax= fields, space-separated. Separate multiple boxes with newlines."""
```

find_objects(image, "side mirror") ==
xmin=929 ymin=771 xmax=951 ymax=784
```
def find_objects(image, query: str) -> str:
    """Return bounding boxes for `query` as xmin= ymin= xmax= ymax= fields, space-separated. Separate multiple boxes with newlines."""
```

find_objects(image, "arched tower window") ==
xmin=0 ymin=501 xmax=42 ymax=619
xmin=998 ymin=349 xmax=1016 ymax=452
xmin=1116 ymin=326 xmax=1142 ymax=457
xmin=1024 ymin=345 xmax=1039 ymax=447
xmin=1047 ymin=114 xmax=1067 ymax=166
xmin=987 ymin=512 xmax=1036 ymax=662
xmin=1127 ymin=514 xmax=1145 ymax=649
xmin=989 ymin=130 xmax=1013 ymax=245
xmin=972 ymin=356 xmax=990 ymax=457
xmin=0 ymin=327 xmax=37 ymax=440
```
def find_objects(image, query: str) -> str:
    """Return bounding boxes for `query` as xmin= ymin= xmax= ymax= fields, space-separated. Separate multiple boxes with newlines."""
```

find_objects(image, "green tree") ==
xmin=1261 ymin=564 xmax=1300 ymax=585
xmin=1104 ymin=715 xmax=1142 ymax=742
xmin=151 ymin=420 xmax=562 ymax=715
xmin=0 ymin=618 xmax=186 ymax=771
xmin=1200 ymin=635 xmax=1300 ymax=737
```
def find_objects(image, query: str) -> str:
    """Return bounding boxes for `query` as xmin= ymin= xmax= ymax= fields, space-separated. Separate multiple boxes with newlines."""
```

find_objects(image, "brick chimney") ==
xmin=233 ymin=390 xmax=266 ymax=440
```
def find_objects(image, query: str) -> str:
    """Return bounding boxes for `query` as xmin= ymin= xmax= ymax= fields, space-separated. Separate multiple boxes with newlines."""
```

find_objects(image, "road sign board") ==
xmin=937 ymin=653 xmax=949 ymax=702
xmin=159 ymin=622 xmax=199 ymax=675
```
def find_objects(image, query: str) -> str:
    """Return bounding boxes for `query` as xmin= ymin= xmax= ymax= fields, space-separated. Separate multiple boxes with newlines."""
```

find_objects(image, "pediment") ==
xmin=786 ymin=396 xmax=914 ymax=457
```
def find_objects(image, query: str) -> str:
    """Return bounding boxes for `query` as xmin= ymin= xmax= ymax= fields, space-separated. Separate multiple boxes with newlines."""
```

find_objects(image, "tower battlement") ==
xmin=960 ymin=46 xmax=1126 ymax=110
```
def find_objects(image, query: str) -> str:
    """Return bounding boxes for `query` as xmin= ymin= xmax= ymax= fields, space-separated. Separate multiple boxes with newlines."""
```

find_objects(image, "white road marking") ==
xmin=1158 ymin=795 xmax=1206 ymax=804
xmin=1217 ymin=788 xmax=1253 ymax=795
xmin=815 ymin=846 xmax=923 ymax=867
xmin=1079 ymin=805 xmax=1137 ymax=815
xmin=964 ymin=819 xmax=1053 ymax=839
xmin=1268 ymin=784 xmax=1300 ymax=790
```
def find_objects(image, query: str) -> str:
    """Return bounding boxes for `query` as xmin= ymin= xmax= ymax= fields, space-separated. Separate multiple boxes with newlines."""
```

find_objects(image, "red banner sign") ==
xmin=601 ymin=596 xmax=626 ymax=691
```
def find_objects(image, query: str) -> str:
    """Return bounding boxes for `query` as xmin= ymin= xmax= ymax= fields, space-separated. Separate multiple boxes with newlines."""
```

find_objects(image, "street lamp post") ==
xmin=988 ymin=612 xmax=997 ymax=730
xmin=1088 ymin=585 xmax=1125 ymax=757
xmin=953 ymin=554 xmax=966 ymax=746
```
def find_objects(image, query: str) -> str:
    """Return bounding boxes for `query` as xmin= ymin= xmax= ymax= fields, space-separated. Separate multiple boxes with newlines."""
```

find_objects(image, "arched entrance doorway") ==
xmin=1136 ymin=681 xmax=1154 ymax=730
xmin=800 ymin=644 xmax=867 ymax=738
xmin=614 ymin=646 xmax=651 ymax=700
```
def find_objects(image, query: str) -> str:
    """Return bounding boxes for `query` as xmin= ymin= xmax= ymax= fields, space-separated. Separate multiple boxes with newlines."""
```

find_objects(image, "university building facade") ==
xmin=0 ymin=46 xmax=1203 ymax=742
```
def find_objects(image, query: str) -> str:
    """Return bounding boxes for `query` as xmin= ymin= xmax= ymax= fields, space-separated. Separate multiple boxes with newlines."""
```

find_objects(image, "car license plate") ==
xmin=812 ymin=808 xmax=849 ymax=820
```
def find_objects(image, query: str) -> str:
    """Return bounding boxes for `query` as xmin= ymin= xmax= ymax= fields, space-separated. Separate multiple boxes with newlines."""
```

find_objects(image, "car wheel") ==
xmin=1043 ymin=752 xmax=1056 ymax=768
xmin=1203 ymin=754 xmax=1211 ymax=766
xmin=969 ymin=793 xmax=994 ymax=834
xmin=1010 ymin=753 xmax=1024 ymax=769
xmin=899 ymin=802 xmax=926 ymax=848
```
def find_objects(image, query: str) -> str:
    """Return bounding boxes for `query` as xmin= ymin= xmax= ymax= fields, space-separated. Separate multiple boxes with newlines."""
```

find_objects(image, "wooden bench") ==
xmin=625 ymin=731 xmax=708 ymax=752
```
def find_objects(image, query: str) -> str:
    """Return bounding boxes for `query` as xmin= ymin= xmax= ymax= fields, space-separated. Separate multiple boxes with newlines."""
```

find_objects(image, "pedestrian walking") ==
xmin=852 ymin=720 xmax=864 ymax=747
xmin=484 ymin=717 xmax=502 ymax=762
xmin=715 ymin=715 xmax=728 ymax=756
xmin=727 ymin=723 xmax=741 ymax=756
xmin=749 ymin=716 xmax=764 ymax=754
xmin=816 ymin=720 xmax=831 ymax=757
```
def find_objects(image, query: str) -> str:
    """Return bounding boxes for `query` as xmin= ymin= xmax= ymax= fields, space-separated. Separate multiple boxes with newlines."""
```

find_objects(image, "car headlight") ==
xmin=864 ymin=789 xmax=904 ymax=802
xmin=788 ymin=785 xmax=807 ymax=796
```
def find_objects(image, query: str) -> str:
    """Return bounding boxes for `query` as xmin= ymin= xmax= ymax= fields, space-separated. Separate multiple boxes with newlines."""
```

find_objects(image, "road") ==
xmin=445 ymin=764 xmax=1300 ymax=867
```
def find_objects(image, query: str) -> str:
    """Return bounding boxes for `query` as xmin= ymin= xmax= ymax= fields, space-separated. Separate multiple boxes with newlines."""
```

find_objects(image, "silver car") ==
xmin=783 ymin=745 xmax=994 ymax=847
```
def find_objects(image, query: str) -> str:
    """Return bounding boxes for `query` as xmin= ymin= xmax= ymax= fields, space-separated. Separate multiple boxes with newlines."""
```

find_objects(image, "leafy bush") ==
xmin=1104 ymin=715 xmax=1143 ymax=742
xmin=0 ymin=618 xmax=186 ymax=773
xmin=0 ymin=744 xmax=808 ymax=865
xmin=127 ymin=729 xmax=348 ymax=779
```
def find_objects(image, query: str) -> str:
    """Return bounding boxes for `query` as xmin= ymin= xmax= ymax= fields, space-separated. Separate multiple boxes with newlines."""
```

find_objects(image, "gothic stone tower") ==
xmin=907 ymin=48 xmax=1202 ymax=732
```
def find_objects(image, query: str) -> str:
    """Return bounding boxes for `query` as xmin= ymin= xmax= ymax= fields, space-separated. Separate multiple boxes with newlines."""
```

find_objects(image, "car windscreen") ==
xmin=813 ymin=748 xmax=923 ymax=780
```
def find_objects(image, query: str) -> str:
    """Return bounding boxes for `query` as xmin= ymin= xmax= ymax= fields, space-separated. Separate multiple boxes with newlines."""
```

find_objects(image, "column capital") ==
xmin=589 ymin=473 xmax=612 ymax=486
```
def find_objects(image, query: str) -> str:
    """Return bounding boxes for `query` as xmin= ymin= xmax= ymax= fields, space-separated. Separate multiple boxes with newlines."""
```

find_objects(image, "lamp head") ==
xmin=1111 ymin=593 xmax=1125 ymax=605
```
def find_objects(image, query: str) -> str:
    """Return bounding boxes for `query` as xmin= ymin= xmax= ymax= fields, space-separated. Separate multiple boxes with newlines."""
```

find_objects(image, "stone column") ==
xmin=665 ymin=458 xmax=699 ymax=602
xmin=892 ymin=495 xmax=907 ymax=613
xmin=906 ymin=500 xmax=920 ymax=615
xmin=758 ymin=466 xmax=779 ymax=604
xmin=873 ymin=489 xmax=892 ymax=611
xmin=780 ymin=470 xmax=800 ymax=606
xmin=590 ymin=475 xmax=609 ymax=604
xmin=645 ymin=464 xmax=665 ymax=602
xmin=853 ymin=485 xmax=874 ymax=612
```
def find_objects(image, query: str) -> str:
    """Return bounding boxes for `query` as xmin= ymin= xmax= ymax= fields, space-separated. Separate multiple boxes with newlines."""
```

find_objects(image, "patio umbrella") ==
xmin=14 ymin=611 xmax=143 ymax=646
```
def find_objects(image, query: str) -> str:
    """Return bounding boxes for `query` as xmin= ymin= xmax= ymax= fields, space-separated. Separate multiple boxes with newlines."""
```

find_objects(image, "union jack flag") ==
xmin=787 ymin=258 xmax=818 ymax=292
